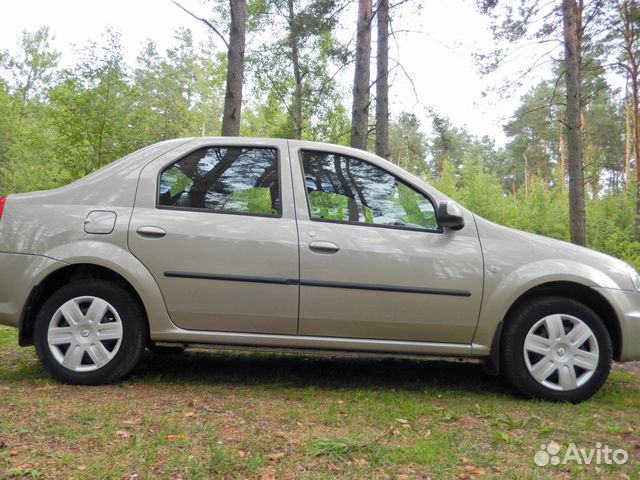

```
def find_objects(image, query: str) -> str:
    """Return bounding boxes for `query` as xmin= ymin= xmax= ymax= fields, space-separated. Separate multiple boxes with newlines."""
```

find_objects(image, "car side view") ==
xmin=0 ymin=137 xmax=639 ymax=402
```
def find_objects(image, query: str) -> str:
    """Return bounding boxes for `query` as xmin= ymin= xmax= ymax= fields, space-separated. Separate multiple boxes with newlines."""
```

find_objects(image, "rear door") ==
xmin=128 ymin=139 xmax=299 ymax=334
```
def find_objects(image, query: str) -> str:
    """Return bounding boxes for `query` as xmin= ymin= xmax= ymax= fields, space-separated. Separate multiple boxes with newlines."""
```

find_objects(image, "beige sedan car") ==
xmin=0 ymin=138 xmax=639 ymax=402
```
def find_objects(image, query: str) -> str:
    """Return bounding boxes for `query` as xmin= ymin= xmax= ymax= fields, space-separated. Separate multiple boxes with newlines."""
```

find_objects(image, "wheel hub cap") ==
xmin=523 ymin=314 xmax=599 ymax=392
xmin=47 ymin=296 xmax=123 ymax=373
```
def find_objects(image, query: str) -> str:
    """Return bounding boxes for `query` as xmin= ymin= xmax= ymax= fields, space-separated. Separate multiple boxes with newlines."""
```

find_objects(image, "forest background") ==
xmin=0 ymin=0 xmax=639 ymax=269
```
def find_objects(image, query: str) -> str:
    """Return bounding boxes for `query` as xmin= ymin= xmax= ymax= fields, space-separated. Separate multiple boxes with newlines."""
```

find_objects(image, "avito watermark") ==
xmin=534 ymin=441 xmax=629 ymax=467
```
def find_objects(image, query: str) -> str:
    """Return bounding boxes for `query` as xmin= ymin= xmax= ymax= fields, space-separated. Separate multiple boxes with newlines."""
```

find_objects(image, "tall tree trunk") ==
xmin=585 ymin=141 xmax=598 ymax=199
xmin=375 ymin=0 xmax=389 ymax=159
xmin=632 ymin=67 xmax=640 ymax=239
xmin=288 ymin=0 xmax=303 ymax=140
xmin=222 ymin=0 xmax=247 ymax=136
xmin=351 ymin=0 xmax=372 ymax=150
xmin=581 ymin=110 xmax=598 ymax=199
xmin=562 ymin=0 xmax=586 ymax=246
xmin=334 ymin=158 xmax=359 ymax=221
xmin=523 ymin=152 xmax=529 ymax=198
xmin=558 ymin=124 xmax=566 ymax=191
xmin=625 ymin=97 xmax=632 ymax=190
xmin=543 ymin=140 xmax=550 ymax=190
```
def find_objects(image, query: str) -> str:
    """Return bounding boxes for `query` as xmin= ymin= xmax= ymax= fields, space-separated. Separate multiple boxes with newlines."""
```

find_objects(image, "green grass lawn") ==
xmin=0 ymin=326 xmax=638 ymax=479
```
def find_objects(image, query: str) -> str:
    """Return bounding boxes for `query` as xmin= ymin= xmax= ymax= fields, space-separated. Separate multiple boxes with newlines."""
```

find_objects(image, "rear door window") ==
xmin=158 ymin=146 xmax=281 ymax=216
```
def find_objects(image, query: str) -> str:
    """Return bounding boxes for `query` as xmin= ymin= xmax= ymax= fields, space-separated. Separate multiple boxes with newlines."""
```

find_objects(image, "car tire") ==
xmin=34 ymin=280 xmax=148 ymax=385
xmin=501 ymin=296 xmax=612 ymax=403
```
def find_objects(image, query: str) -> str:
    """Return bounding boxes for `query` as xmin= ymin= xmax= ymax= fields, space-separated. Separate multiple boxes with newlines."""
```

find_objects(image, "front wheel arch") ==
xmin=497 ymin=282 xmax=621 ymax=362
xmin=20 ymin=264 xmax=149 ymax=347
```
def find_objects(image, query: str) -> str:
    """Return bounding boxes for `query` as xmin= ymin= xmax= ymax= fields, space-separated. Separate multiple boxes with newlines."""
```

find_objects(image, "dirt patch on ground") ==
xmin=613 ymin=360 xmax=640 ymax=377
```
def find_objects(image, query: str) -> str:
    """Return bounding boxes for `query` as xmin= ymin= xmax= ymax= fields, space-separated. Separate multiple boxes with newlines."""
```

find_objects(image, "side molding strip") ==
xmin=164 ymin=271 xmax=298 ymax=285
xmin=299 ymin=279 xmax=472 ymax=297
xmin=164 ymin=271 xmax=472 ymax=297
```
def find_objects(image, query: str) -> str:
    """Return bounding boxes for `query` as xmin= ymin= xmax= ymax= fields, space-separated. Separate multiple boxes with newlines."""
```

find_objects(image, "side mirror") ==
xmin=438 ymin=201 xmax=465 ymax=230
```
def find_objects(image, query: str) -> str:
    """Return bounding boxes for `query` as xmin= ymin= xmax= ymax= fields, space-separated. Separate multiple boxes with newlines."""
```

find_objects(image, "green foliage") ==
xmin=396 ymin=183 xmax=435 ymax=229
xmin=503 ymin=65 xmax=625 ymax=198
xmin=309 ymin=191 xmax=350 ymax=221
xmin=241 ymin=90 xmax=296 ymax=138
xmin=229 ymin=187 xmax=276 ymax=214
xmin=586 ymin=191 xmax=640 ymax=269
xmin=389 ymin=112 xmax=428 ymax=175
xmin=436 ymin=158 xmax=565 ymax=239
xmin=432 ymin=154 xmax=637 ymax=269
xmin=132 ymin=30 xmax=225 ymax=141
xmin=504 ymin=80 xmax=561 ymax=192
xmin=0 ymin=21 xmax=637 ymax=272
xmin=248 ymin=0 xmax=349 ymax=141
xmin=510 ymin=178 xmax=569 ymax=241
xmin=0 ymin=28 xmax=64 ymax=193
xmin=0 ymin=27 xmax=228 ymax=194
xmin=49 ymin=30 xmax=135 ymax=178
xmin=452 ymin=156 xmax=514 ymax=227
xmin=3 ymin=27 xmax=60 ymax=104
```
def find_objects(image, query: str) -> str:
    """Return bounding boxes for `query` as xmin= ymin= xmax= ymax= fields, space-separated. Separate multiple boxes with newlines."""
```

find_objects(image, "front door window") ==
xmin=300 ymin=150 xmax=439 ymax=231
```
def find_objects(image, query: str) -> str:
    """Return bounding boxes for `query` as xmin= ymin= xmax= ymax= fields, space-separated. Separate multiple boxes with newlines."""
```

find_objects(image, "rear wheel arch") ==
xmin=19 ymin=264 xmax=149 ymax=347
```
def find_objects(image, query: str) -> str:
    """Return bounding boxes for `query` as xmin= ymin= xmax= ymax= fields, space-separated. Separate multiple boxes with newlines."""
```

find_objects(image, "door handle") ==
xmin=136 ymin=226 xmax=167 ymax=238
xmin=309 ymin=240 xmax=340 ymax=254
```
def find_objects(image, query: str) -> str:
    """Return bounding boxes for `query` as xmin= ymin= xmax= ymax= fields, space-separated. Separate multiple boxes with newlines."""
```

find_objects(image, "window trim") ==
xmin=298 ymin=149 xmax=443 ymax=234
xmin=155 ymin=145 xmax=284 ymax=219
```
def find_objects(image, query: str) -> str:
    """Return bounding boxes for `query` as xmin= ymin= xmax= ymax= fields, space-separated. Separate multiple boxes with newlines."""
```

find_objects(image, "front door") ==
xmin=128 ymin=140 xmax=299 ymax=334
xmin=291 ymin=146 xmax=483 ymax=344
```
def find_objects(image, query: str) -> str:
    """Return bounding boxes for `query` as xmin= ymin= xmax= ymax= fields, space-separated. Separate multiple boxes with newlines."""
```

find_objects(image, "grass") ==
xmin=0 ymin=326 xmax=638 ymax=479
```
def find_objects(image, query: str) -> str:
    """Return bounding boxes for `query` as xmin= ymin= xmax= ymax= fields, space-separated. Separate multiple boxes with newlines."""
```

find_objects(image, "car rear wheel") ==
xmin=501 ymin=296 xmax=612 ymax=403
xmin=34 ymin=280 xmax=148 ymax=385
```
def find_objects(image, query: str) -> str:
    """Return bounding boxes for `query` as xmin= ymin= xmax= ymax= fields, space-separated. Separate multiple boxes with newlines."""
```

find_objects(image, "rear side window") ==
xmin=158 ymin=147 xmax=281 ymax=216
xmin=300 ymin=150 xmax=439 ymax=231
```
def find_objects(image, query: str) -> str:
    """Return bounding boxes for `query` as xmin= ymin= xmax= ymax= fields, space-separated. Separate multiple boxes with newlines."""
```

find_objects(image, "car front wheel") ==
xmin=34 ymin=280 xmax=148 ymax=385
xmin=501 ymin=296 xmax=612 ymax=403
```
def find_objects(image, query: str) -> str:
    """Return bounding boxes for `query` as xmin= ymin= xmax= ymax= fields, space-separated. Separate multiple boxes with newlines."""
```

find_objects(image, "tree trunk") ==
xmin=581 ymin=110 xmax=598 ymax=199
xmin=287 ymin=0 xmax=303 ymax=140
xmin=562 ymin=0 xmax=586 ymax=246
xmin=334 ymin=157 xmax=359 ymax=221
xmin=523 ymin=152 xmax=529 ymax=198
xmin=543 ymin=140 xmax=550 ymax=190
xmin=558 ymin=124 xmax=566 ymax=191
xmin=625 ymin=97 xmax=632 ymax=190
xmin=350 ymin=0 xmax=372 ymax=151
xmin=632 ymin=67 xmax=640 ymax=240
xmin=585 ymin=141 xmax=598 ymax=199
xmin=375 ymin=0 xmax=389 ymax=159
xmin=221 ymin=0 xmax=246 ymax=137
